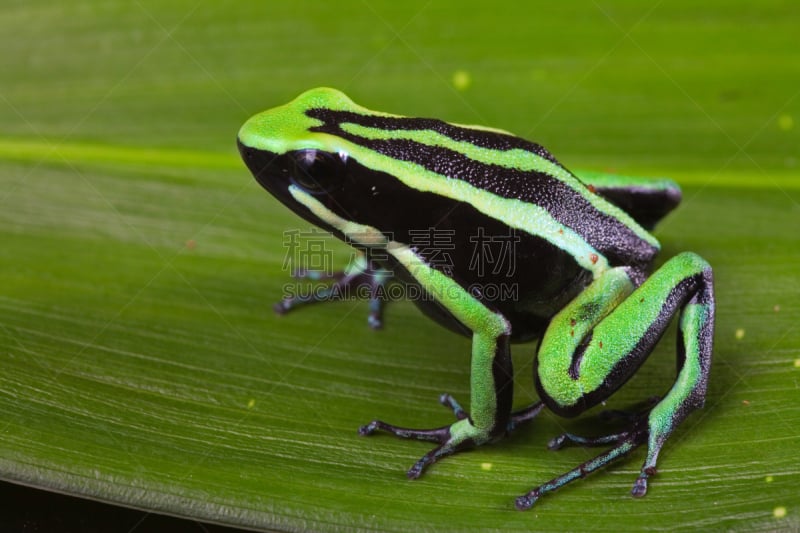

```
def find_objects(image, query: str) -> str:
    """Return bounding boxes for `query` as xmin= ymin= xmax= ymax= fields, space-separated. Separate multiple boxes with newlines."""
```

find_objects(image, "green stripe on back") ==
xmin=338 ymin=144 xmax=611 ymax=274
xmin=337 ymin=123 xmax=658 ymax=250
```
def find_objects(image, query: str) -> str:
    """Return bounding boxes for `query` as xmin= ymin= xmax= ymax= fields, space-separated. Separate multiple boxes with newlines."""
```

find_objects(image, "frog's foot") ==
xmin=507 ymin=400 xmax=545 ymax=433
xmin=515 ymin=421 xmax=650 ymax=511
xmin=359 ymin=394 xmax=487 ymax=479
xmin=274 ymin=258 xmax=390 ymax=329
xmin=360 ymin=395 xmax=544 ymax=479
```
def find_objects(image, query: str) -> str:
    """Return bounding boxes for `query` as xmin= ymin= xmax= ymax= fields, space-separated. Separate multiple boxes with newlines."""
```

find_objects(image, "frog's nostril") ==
xmin=236 ymin=138 xmax=254 ymax=160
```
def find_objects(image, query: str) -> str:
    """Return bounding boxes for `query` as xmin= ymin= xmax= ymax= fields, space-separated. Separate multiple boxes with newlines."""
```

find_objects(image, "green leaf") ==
xmin=1 ymin=1 xmax=798 ymax=531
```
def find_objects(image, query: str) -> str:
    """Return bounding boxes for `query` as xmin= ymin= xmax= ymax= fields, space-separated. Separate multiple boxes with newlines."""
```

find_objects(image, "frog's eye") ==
xmin=289 ymin=149 xmax=346 ymax=194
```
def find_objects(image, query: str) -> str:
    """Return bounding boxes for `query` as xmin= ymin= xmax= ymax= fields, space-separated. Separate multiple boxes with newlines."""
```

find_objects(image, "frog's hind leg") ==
xmin=515 ymin=402 xmax=653 ymax=510
xmin=522 ymin=252 xmax=714 ymax=509
xmin=515 ymin=432 xmax=645 ymax=510
xmin=575 ymin=170 xmax=682 ymax=230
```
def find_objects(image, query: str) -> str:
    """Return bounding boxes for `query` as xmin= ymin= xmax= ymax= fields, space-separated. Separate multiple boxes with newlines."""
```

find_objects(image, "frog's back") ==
xmin=305 ymin=103 xmax=660 ymax=271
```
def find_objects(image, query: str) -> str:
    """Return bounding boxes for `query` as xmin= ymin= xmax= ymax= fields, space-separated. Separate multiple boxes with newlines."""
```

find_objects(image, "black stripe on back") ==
xmin=310 ymin=109 xmax=562 ymax=163
xmin=307 ymin=108 xmax=657 ymax=267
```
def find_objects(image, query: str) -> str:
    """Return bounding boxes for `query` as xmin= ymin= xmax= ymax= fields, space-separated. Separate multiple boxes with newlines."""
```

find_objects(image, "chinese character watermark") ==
xmin=279 ymin=226 xmax=521 ymax=303
xmin=282 ymin=228 xmax=334 ymax=276
xmin=469 ymin=227 xmax=520 ymax=278
xmin=409 ymin=228 xmax=456 ymax=275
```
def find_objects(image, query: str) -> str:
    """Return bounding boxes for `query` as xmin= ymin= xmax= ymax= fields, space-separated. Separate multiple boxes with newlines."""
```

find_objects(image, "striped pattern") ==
xmin=303 ymin=105 xmax=659 ymax=273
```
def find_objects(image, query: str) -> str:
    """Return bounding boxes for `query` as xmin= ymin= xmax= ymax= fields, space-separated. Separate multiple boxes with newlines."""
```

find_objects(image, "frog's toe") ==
xmin=273 ymin=260 xmax=391 ymax=328
xmin=630 ymin=467 xmax=657 ymax=498
xmin=273 ymin=285 xmax=346 ymax=314
xmin=438 ymin=394 xmax=543 ymax=430
xmin=405 ymin=429 xmax=478 ymax=479
xmin=360 ymin=403 xmax=493 ymax=479
xmin=273 ymin=294 xmax=317 ymax=314
xmin=273 ymin=300 xmax=291 ymax=315
xmin=517 ymin=419 xmax=654 ymax=510
xmin=438 ymin=393 xmax=469 ymax=420
xmin=290 ymin=268 xmax=340 ymax=281
xmin=358 ymin=420 xmax=450 ymax=444
xmin=358 ymin=393 xmax=469 ymax=442
xmin=358 ymin=419 xmax=463 ymax=473
xmin=517 ymin=431 xmax=647 ymax=510
xmin=547 ymin=429 xmax=632 ymax=450
xmin=506 ymin=401 xmax=545 ymax=433
xmin=547 ymin=398 xmax=658 ymax=451
xmin=367 ymin=296 xmax=384 ymax=329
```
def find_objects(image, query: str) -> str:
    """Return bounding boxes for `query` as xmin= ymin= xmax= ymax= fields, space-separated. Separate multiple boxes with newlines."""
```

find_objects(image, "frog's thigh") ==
xmin=575 ymin=170 xmax=682 ymax=230
xmin=536 ymin=252 xmax=713 ymax=418
xmin=389 ymin=243 xmax=512 ymax=435
xmin=534 ymin=266 xmax=636 ymax=413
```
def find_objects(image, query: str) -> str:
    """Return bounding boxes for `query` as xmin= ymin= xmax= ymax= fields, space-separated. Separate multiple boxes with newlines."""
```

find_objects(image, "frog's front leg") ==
xmin=360 ymin=329 xmax=512 ymax=478
xmin=359 ymin=244 xmax=539 ymax=478
xmin=275 ymin=253 xmax=390 ymax=329
xmin=518 ymin=252 xmax=714 ymax=509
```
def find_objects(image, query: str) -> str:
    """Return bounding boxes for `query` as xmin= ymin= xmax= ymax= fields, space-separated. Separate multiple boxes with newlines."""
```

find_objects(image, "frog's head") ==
xmin=237 ymin=87 xmax=417 ymax=248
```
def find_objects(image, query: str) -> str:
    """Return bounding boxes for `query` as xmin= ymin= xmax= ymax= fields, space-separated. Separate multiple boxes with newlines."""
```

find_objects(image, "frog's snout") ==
xmin=237 ymin=138 xmax=288 ymax=197
xmin=238 ymin=139 xmax=269 ymax=178
xmin=236 ymin=138 xmax=258 ymax=172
